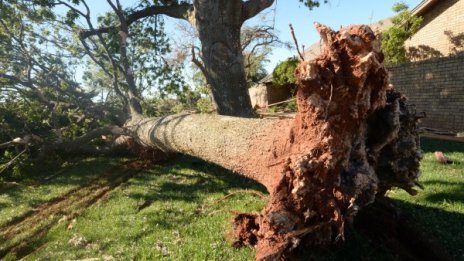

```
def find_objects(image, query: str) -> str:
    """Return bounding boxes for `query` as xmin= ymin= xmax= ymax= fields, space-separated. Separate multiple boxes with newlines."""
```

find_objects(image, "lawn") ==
xmin=0 ymin=137 xmax=463 ymax=260
xmin=0 ymin=157 xmax=125 ymax=227
xmin=1 ymin=156 xmax=267 ymax=260
xmin=388 ymin=138 xmax=464 ymax=260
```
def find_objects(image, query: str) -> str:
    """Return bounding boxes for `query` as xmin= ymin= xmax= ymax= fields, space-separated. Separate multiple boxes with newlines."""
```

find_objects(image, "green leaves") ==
xmin=65 ymin=9 xmax=79 ymax=26
xmin=298 ymin=0 xmax=328 ymax=10
xmin=37 ymin=7 xmax=56 ymax=20
xmin=32 ymin=0 xmax=56 ymax=7
xmin=392 ymin=2 xmax=408 ymax=13
xmin=272 ymin=58 xmax=299 ymax=87
xmin=381 ymin=2 xmax=423 ymax=64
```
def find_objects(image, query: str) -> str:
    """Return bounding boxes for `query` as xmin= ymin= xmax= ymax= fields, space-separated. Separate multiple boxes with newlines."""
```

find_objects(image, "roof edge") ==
xmin=411 ymin=0 xmax=440 ymax=16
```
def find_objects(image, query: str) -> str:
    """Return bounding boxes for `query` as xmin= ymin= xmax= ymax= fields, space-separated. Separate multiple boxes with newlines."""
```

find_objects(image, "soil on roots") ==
xmin=232 ymin=24 xmax=422 ymax=260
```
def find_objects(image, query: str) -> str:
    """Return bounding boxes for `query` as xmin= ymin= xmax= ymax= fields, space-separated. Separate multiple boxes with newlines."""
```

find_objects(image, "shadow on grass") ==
xmin=125 ymin=155 xmax=463 ymax=260
xmin=0 ymin=158 xmax=118 ymax=216
xmin=294 ymin=197 xmax=462 ymax=261
xmin=123 ymin=155 xmax=267 ymax=232
xmin=421 ymin=137 xmax=464 ymax=153
xmin=422 ymin=180 xmax=464 ymax=204
xmin=392 ymin=199 xmax=464 ymax=260
xmin=127 ymin=154 xmax=267 ymax=205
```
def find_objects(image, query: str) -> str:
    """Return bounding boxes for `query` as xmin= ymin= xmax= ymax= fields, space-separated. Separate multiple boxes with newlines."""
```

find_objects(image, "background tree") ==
xmin=241 ymin=24 xmax=290 ymax=87
xmin=272 ymin=57 xmax=299 ymax=87
xmin=0 ymin=0 xmax=183 ymax=177
xmin=79 ymin=0 xmax=328 ymax=117
xmin=0 ymin=1 xmax=111 ymax=176
xmin=172 ymin=18 xmax=288 ymax=108
xmin=381 ymin=2 xmax=423 ymax=64
xmin=0 ymin=0 xmax=329 ymax=177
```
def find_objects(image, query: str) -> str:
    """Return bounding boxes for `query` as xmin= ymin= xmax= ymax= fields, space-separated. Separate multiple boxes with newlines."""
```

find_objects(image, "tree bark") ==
xmin=124 ymin=24 xmax=422 ymax=260
xmin=191 ymin=0 xmax=255 ymax=117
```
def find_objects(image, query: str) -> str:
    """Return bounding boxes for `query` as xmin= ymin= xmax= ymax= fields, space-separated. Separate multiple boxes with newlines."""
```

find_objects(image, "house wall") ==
xmin=249 ymin=84 xmax=268 ymax=108
xmin=249 ymin=83 xmax=293 ymax=109
xmin=266 ymin=84 xmax=292 ymax=105
xmin=388 ymin=53 xmax=464 ymax=132
xmin=405 ymin=0 xmax=464 ymax=59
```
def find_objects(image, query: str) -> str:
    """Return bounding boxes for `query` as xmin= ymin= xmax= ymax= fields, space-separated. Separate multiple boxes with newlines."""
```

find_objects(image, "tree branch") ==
xmin=0 ymin=149 xmax=27 ymax=175
xmin=79 ymin=4 xmax=192 ymax=39
xmin=107 ymin=0 xmax=143 ymax=117
xmin=241 ymin=0 xmax=275 ymax=22
xmin=289 ymin=24 xmax=305 ymax=61
xmin=0 ymin=73 xmax=33 ymax=88
xmin=76 ymin=0 xmax=128 ymax=105
xmin=62 ymin=125 xmax=124 ymax=147
xmin=191 ymin=46 xmax=209 ymax=82
xmin=0 ymin=140 xmax=25 ymax=150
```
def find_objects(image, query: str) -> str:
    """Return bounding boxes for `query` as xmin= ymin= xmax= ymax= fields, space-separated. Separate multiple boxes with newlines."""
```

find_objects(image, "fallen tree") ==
xmin=0 ymin=11 xmax=422 ymax=258
xmin=123 ymin=24 xmax=422 ymax=260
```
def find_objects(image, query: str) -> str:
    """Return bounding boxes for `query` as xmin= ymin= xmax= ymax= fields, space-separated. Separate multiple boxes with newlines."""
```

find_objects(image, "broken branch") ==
xmin=289 ymin=24 xmax=305 ymax=61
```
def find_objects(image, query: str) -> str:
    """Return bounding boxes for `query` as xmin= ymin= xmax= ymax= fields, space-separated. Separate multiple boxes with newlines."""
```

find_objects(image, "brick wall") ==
xmin=405 ymin=0 xmax=464 ymax=58
xmin=387 ymin=54 xmax=464 ymax=132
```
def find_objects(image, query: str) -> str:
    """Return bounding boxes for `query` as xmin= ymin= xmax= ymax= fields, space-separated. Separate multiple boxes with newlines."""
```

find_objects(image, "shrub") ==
xmin=272 ymin=58 xmax=299 ymax=87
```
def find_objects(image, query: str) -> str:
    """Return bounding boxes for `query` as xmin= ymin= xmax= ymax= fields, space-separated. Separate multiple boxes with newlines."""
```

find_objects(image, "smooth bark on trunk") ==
xmin=192 ymin=0 xmax=255 ymax=117
xmin=127 ymin=24 xmax=422 ymax=260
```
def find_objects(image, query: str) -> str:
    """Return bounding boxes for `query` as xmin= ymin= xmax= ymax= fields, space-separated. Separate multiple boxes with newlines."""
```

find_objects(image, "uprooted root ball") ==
xmin=232 ymin=23 xmax=422 ymax=261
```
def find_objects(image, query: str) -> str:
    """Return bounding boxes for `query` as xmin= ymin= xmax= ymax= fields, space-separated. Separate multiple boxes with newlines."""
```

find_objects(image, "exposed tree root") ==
xmin=232 ymin=24 xmax=422 ymax=260
xmin=212 ymin=190 xmax=268 ymax=205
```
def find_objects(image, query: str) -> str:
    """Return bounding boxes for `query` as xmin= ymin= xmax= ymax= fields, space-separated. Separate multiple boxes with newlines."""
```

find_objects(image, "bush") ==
xmin=381 ymin=2 xmax=423 ymax=64
xmin=196 ymin=98 xmax=214 ymax=113
xmin=272 ymin=58 xmax=299 ymax=87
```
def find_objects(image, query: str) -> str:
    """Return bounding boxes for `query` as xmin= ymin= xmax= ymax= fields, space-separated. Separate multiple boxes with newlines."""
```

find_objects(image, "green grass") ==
xmin=388 ymin=138 xmax=464 ymax=259
xmin=0 ymin=157 xmax=125 ymax=227
xmin=1 ymin=138 xmax=463 ymax=260
xmin=20 ymin=156 xmax=267 ymax=261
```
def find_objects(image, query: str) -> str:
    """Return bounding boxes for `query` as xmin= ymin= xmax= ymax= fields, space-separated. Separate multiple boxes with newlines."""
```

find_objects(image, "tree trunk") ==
xmin=126 ymin=24 xmax=422 ymax=260
xmin=192 ymin=0 xmax=255 ymax=117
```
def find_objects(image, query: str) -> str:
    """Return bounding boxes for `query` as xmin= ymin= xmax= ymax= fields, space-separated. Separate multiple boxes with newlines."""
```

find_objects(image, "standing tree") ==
xmin=78 ymin=0 xmax=327 ymax=117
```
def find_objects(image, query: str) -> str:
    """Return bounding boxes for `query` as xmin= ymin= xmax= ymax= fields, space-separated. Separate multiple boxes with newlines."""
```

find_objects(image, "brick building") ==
xmin=390 ymin=0 xmax=464 ymax=132
xmin=296 ymin=1 xmax=464 ymax=132
xmin=388 ymin=54 xmax=464 ymax=132
xmin=405 ymin=0 xmax=464 ymax=60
